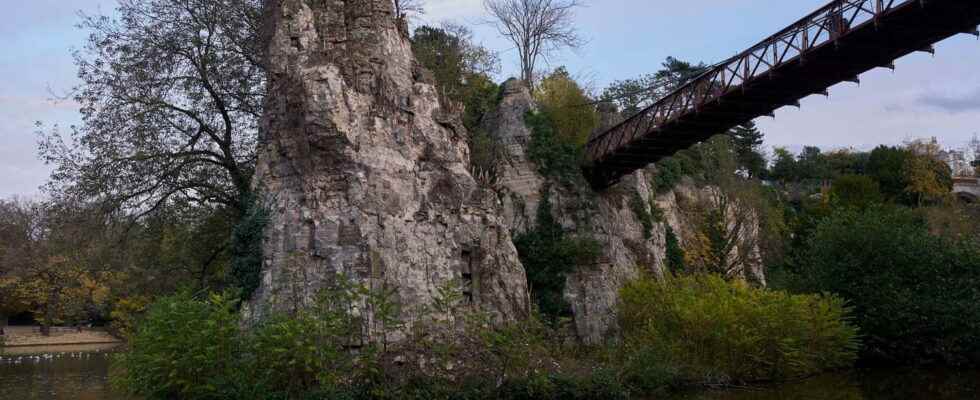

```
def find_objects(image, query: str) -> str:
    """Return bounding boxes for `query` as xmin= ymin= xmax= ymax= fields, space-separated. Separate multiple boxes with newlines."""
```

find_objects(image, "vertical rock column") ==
xmin=248 ymin=0 xmax=529 ymax=339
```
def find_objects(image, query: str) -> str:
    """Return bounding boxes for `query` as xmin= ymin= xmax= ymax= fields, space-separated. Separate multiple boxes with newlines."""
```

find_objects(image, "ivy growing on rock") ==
xmin=514 ymin=186 xmax=601 ymax=321
xmin=231 ymin=192 xmax=269 ymax=300
xmin=630 ymin=191 xmax=655 ymax=240
xmin=525 ymin=111 xmax=586 ymax=186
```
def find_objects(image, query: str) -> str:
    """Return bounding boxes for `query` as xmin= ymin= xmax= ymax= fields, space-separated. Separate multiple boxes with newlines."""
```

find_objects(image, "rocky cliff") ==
xmin=250 ymin=0 xmax=763 ymax=346
xmin=248 ymin=0 xmax=529 ymax=337
xmin=486 ymin=81 xmax=764 ymax=343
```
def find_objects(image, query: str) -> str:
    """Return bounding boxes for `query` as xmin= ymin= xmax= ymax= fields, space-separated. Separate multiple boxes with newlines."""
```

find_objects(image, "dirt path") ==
xmin=2 ymin=326 xmax=121 ymax=347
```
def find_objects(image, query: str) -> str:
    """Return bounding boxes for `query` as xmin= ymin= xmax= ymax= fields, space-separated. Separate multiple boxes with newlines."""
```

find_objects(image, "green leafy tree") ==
xmin=601 ymin=57 xmax=708 ymax=116
xmin=829 ymin=174 xmax=882 ymax=209
xmin=867 ymin=145 xmax=911 ymax=202
xmin=535 ymin=67 xmax=599 ymax=147
xmin=525 ymin=110 xmax=585 ymax=185
xmin=412 ymin=23 xmax=501 ymax=130
xmin=904 ymin=139 xmax=953 ymax=206
xmin=769 ymin=147 xmax=798 ymax=183
xmin=39 ymin=0 xmax=264 ymax=218
xmin=796 ymin=206 xmax=980 ymax=365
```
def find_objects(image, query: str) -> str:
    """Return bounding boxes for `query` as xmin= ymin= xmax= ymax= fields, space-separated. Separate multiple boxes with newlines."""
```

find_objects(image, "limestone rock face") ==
xmin=487 ymin=83 xmax=764 ymax=343
xmin=483 ymin=79 xmax=545 ymax=234
xmin=249 ymin=0 xmax=529 ymax=335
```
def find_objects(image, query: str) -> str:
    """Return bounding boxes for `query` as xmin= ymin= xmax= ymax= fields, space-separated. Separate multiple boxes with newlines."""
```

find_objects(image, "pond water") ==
xmin=670 ymin=368 xmax=980 ymax=400
xmin=0 ymin=343 xmax=131 ymax=400
xmin=1 ymin=346 xmax=977 ymax=400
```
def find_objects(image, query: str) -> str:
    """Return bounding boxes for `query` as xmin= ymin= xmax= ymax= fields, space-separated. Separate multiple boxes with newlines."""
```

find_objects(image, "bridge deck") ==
xmin=585 ymin=0 xmax=980 ymax=189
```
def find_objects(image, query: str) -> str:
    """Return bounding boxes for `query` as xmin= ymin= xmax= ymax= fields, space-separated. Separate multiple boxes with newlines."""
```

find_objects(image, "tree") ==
xmin=411 ymin=23 xmax=501 ymax=130
xmin=728 ymin=121 xmax=766 ymax=178
xmin=38 ymin=0 xmax=265 ymax=218
xmin=0 ymin=199 xmax=116 ymax=335
xmin=655 ymin=57 xmax=709 ymax=89
xmin=904 ymin=138 xmax=953 ymax=206
xmin=769 ymin=147 xmax=798 ymax=183
xmin=867 ymin=145 xmax=910 ymax=203
xmin=392 ymin=0 xmax=424 ymax=19
xmin=535 ymin=67 xmax=598 ymax=147
xmin=829 ymin=174 xmax=881 ymax=209
xmin=601 ymin=57 xmax=708 ymax=117
xmin=797 ymin=206 xmax=980 ymax=365
xmin=679 ymin=137 xmax=764 ymax=281
xmin=483 ymin=0 xmax=585 ymax=89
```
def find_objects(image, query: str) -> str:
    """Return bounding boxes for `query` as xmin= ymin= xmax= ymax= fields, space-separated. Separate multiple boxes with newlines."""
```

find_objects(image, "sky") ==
xmin=3 ymin=0 xmax=980 ymax=198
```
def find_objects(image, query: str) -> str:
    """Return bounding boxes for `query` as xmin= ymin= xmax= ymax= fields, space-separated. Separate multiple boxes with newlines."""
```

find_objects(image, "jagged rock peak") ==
xmin=248 ymin=0 xmax=530 ymax=339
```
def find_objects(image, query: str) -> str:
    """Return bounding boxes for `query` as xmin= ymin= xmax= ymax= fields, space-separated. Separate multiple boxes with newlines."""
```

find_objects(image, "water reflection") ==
xmin=1 ymin=347 xmax=977 ymax=400
xmin=0 ymin=343 xmax=131 ymax=400
xmin=672 ymin=369 xmax=980 ymax=400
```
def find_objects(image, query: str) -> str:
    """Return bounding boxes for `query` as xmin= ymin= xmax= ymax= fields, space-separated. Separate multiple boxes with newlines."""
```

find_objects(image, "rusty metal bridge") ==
xmin=585 ymin=0 xmax=980 ymax=189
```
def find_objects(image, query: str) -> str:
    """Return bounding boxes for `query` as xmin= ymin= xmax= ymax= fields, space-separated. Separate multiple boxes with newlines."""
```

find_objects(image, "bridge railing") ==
xmin=586 ymin=0 xmax=915 ymax=163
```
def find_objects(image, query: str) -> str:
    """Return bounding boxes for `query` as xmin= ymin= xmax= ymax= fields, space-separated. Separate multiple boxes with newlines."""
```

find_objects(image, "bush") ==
xmin=829 ymin=174 xmax=881 ymax=209
xmin=795 ymin=206 xmax=980 ymax=365
xmin=535 ymin=67 xmax=598 ymax=148
xmin=619 ymin=274 xmax=859 ymax=385
xmin=108 ymin=295 xmax=151 ymax=339
xmin=525 ymin=111 xmax=585 ymax=185
xmin=514 ymin=188 xmax=601 ymax=320
xmin=113 ymin=290 xmax=244 ymax=400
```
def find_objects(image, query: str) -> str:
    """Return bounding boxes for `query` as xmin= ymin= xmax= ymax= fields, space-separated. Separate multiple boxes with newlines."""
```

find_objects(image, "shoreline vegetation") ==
xmin=3 ymin=1 xmax=980 ymax=400
xmin=110 ymin=275 xmax=859 ymax=400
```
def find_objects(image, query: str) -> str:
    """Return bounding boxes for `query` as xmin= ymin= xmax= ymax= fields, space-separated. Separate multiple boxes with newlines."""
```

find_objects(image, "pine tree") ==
xmin=729 ymin=122 xmax=767 ymax=178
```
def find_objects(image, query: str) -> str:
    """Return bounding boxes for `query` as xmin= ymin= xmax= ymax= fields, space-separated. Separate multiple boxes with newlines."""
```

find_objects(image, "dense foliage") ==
xmin=114 ymin=272 xmax=862 ymax=400
xmin=534 ymin=67 xmax=598 ymax=148
xmin=411 ymin=24 xmax=501 ymax=131
xmin=525 ymin=111 xmax=586 ymax=185
xmin=113 ymin=284 xmax=632 ymax=400
xmin=514 ymin=188 xmax=601 ymax=320
xmin=230 ymin=194 xmax=269 ymax=300
xmin=619 ymin=274 xmax=859 ymax=385
xmin=792 ymin=206 xmax=980 ymax=365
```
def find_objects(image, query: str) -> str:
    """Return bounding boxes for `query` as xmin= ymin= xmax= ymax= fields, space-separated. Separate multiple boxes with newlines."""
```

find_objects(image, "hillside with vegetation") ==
xmin=2 ymin=0 xmax=979 ymax=399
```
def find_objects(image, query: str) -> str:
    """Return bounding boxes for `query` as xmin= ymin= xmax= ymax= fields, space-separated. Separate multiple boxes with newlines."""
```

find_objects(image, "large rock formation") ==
xmin=249 ymin=0 xmax=529 ymax=337
xmin=486 ymin=82 xmax=764 ymax=343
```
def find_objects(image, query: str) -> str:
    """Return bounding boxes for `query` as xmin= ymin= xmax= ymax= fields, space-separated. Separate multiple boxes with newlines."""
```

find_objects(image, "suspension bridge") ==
xmin=585 ymin=0 xmax=980 ymax=189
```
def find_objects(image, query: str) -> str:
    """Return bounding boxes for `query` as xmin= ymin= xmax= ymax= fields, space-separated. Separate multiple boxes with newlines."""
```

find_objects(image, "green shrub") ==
xmin=113 ymin=290 xmax=244 ymax=399
xmin=663 ymin=226 xmax=685 ymax=274
xmin=525 ymin=111 xmax=585 ymax=186
xmin=619 ymin=274 xmax=859 ymax=385
xmin=796 ymin=206 xmax=980 ymax=365
xmin=534 ymin=67 xmax=599 ymax=148
xmin=514 ymin=188 xmax=601 ymax=320
xmin=830 ymin=174 xmax=882 ymax=209
xmin=630 ymin=191 xmax=654 ymax=239
xmin=652 ymin=158 xmax=685 ymax=194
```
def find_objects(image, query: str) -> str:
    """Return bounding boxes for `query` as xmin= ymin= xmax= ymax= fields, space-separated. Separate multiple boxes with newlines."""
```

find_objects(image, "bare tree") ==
xmin=393 ymin=0 xmax=425 ymax=19
xmin=483 ymin=0 xmax=585 ymax=90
